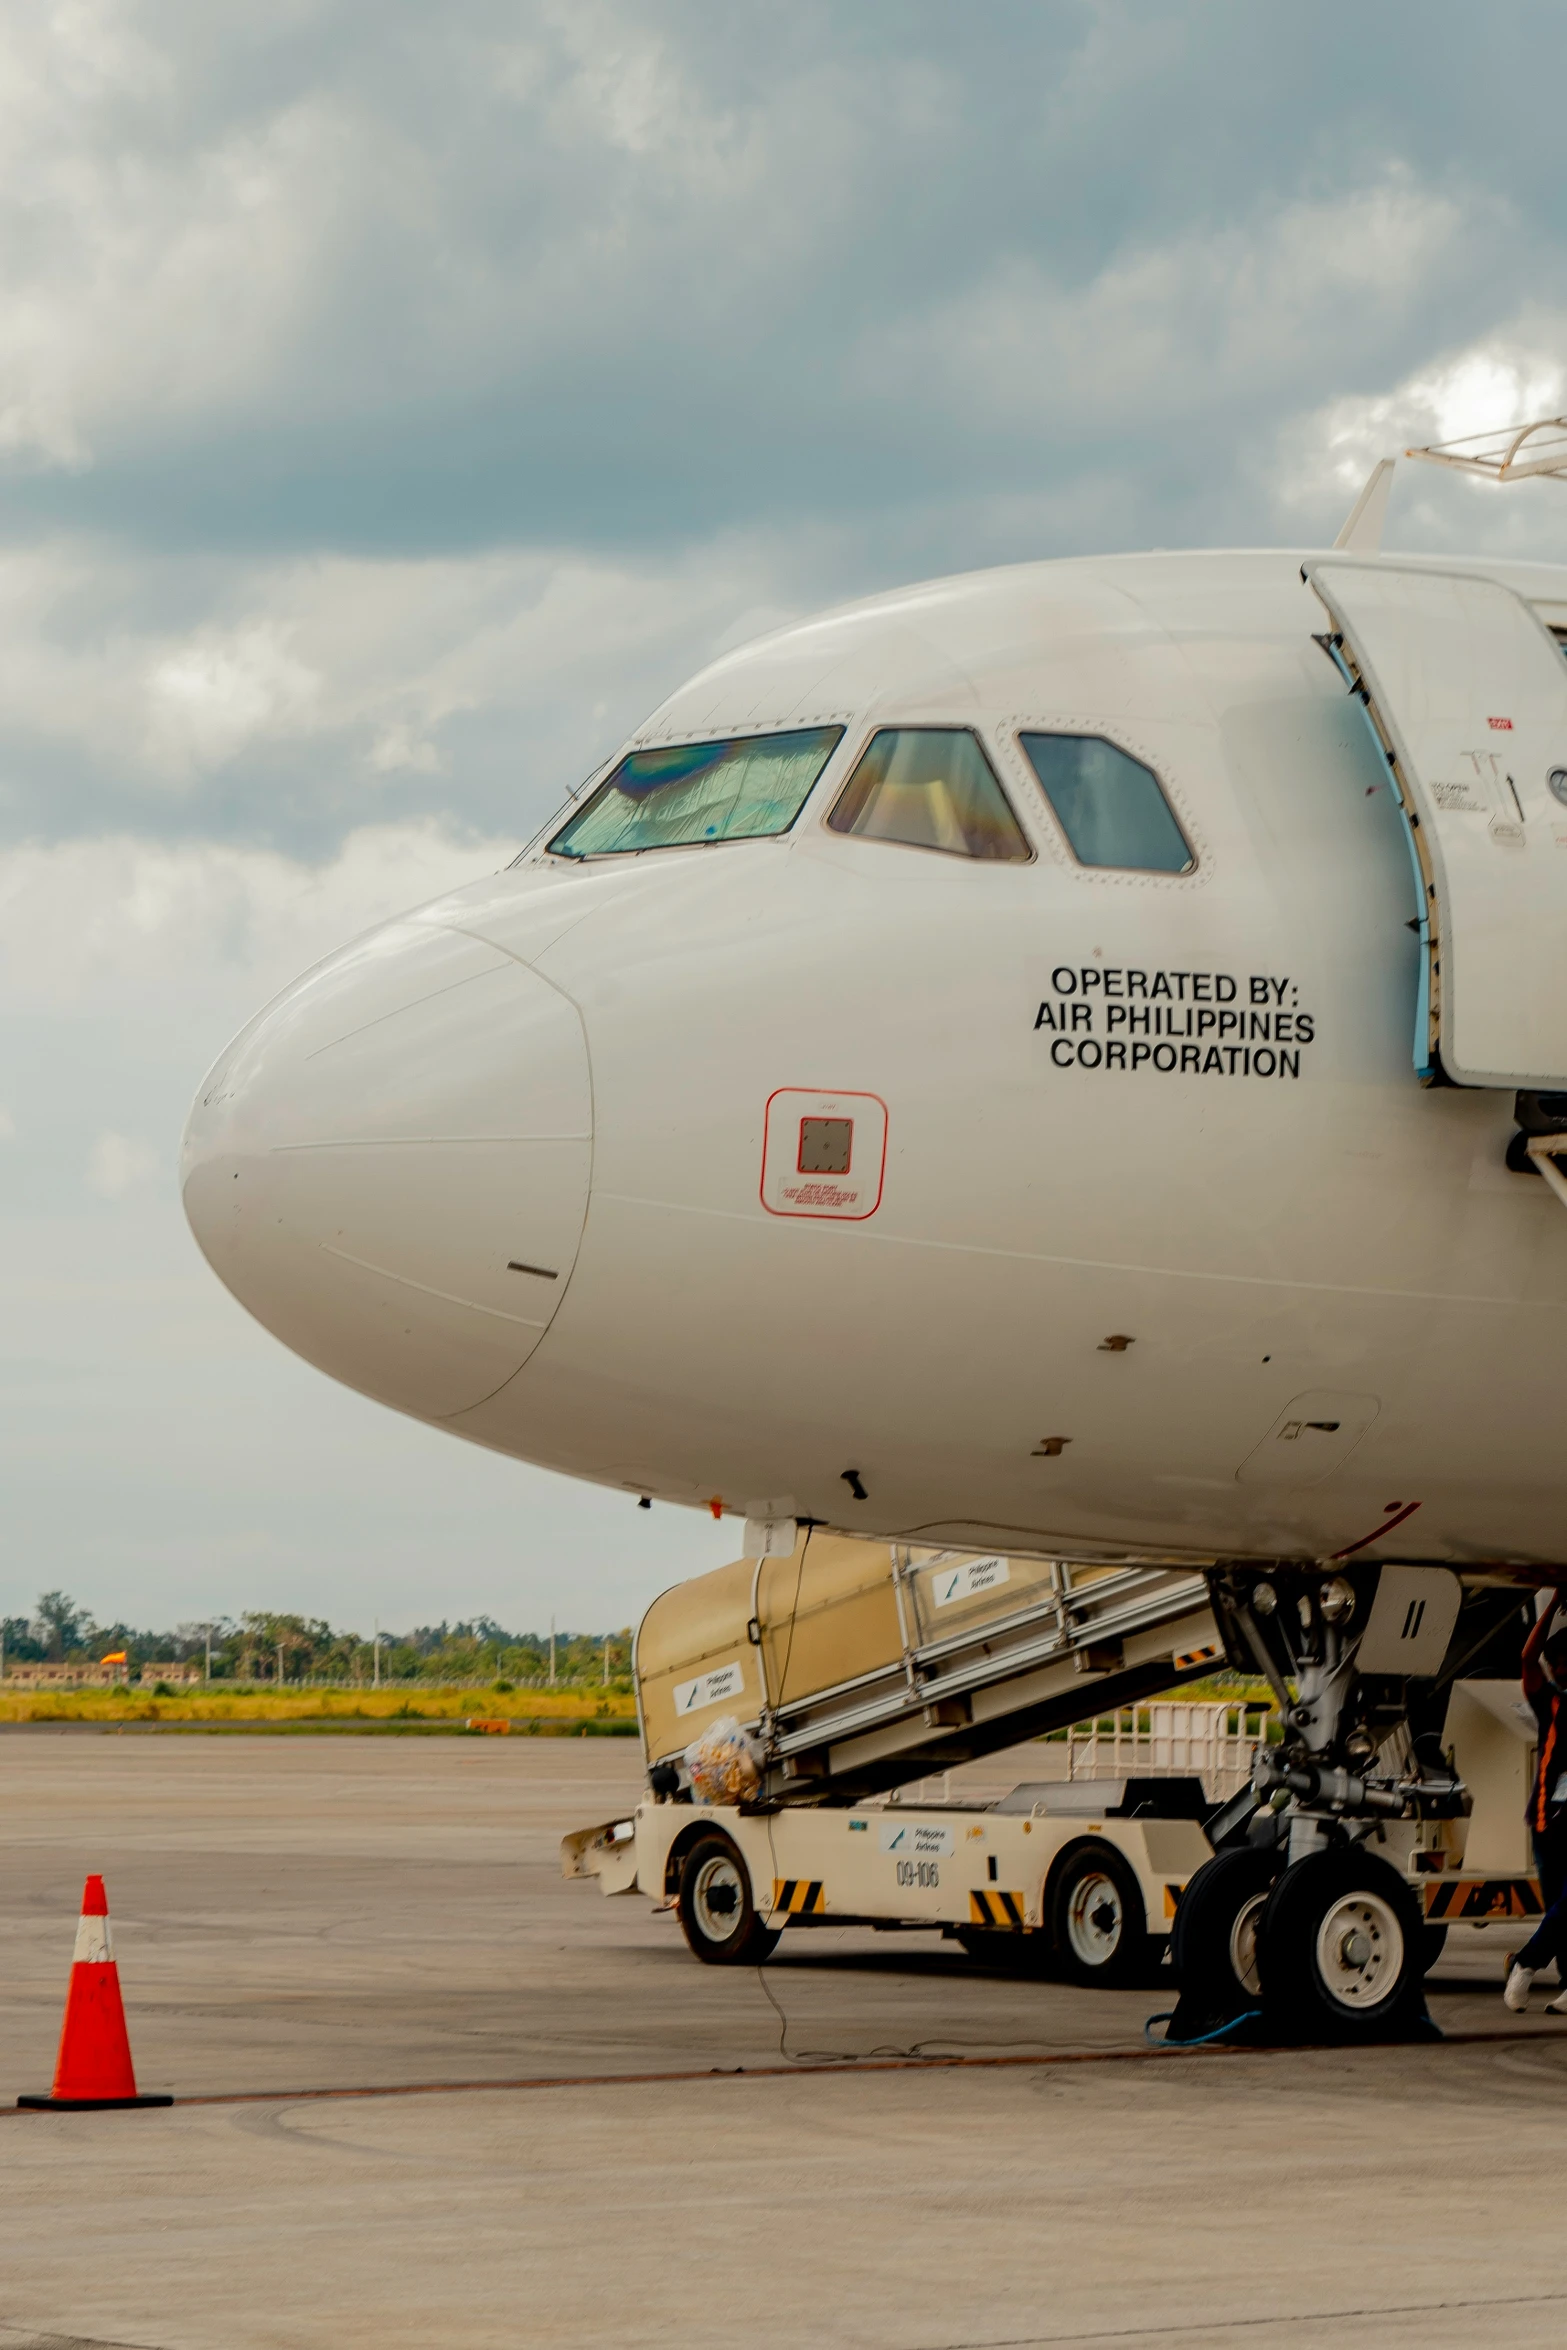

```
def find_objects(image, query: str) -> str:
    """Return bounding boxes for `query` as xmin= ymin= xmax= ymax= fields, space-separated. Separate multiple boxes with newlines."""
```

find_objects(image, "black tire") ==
xmin=1421 ymin=1922 xmax=1449 ymax=1975
xmin=1047 ymin=1842 xmax=1149 ymax=1987
xmin=676 ymin=1834 xmax=780 ymax=1967
xmin=1259 ymin=1848 xmax=1428 ymax=2043
xmin=1167 ymin=1847 xmax=1277 ymax=2036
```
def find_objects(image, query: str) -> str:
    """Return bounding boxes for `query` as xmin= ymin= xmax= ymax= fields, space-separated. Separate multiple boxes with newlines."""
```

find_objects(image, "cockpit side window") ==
xmin=548 ymin=726 xmax=843 ymax=858
xmin=1019 ymin=733 xmax=1194 ymax=875
xmin=826 ymin=727 xmax=1032 ymax=861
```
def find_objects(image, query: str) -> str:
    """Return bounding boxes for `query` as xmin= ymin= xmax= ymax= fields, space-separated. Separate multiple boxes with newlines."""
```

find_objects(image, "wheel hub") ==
xmin=1228 ymin=1891 xmax=1268 ymax=1998
xmin=1315 ymin=1891 xmax=1401 ymax=2010
xmin=1067 ymin=1872 xmax=1123 ymax=1964
xmin=693 ymin=1856 xmax=743 ymax=1939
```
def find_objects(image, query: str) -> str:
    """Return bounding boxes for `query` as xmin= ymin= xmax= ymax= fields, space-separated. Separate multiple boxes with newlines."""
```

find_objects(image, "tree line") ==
xmin=1 ymin=1592 xmax=634 ymax=1685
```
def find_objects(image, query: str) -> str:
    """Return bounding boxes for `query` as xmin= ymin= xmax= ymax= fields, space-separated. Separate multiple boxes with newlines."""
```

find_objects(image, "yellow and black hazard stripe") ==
xmin=969 ymin=1888 xmax=1027 ymax=1929
xmin=772 ymin=1879 xmax=826 ymax=1916
xmin=1423 ymin=1877 xmax=1543 ymax=1922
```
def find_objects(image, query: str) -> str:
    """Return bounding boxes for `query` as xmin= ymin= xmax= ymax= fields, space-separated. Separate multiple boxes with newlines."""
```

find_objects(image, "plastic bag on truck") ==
xmin=684 ymin=1715 xmax=761 ymax=1805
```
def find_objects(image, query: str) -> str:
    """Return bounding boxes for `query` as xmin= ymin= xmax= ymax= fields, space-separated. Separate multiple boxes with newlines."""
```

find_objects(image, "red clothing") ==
xmin=1529 ymin=1682 xmax=1567 ymax=1832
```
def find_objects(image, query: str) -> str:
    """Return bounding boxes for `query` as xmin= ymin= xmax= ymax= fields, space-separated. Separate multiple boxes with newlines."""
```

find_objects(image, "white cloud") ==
xmin=1285 ymin=332 xmax=1567 ymax=500
xmin=0 ymin=820 xmax=513 ymax=1014
xmin=0 ymin=5 xmax=839 ymax=480
xmin=147 ymin=622 xmax=320 ymax=774
xmin=1405 ymin=349 xmax=1567 ymax=452
xmin=851 ymin=174 xmax=1472 ymax=439
xmin=86 ymin=1129 xmax=158 ymax=1197
xmin=367 ymin=720 xmax=443 ymax=776
xmin=0 ymin=530 xmax=808 ymax=831
xmin=1268 ymin=317 xmax=1567 ymax=551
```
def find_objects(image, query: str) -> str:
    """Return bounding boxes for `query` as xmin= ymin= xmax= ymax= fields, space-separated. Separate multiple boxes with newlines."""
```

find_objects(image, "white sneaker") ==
xmin=1505 ymin=1964 xmax=1535 ymax=2012
xmin=1545 ymin=1987 xmax=1567 ymax=2016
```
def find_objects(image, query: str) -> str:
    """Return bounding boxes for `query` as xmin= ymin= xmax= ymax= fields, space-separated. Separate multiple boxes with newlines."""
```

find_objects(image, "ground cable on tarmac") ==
xmin=8 ymin=2025 xmax=1562 ymax=2117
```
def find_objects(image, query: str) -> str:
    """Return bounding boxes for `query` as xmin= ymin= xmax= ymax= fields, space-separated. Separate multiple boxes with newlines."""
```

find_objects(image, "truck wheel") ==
xmin=677 ymin=1834 xmax=780 ymax=1967
xmin=1167 ymin=1848 xmax=1277 ymax=2037
xmin=1048 ymin=1843 xmax=1148 ymax=1987
xmin=1421 ymin=1923 xmax=1448 ymax=1974
xmin=1259 ymin=1848 xmax=1426 ymax=2042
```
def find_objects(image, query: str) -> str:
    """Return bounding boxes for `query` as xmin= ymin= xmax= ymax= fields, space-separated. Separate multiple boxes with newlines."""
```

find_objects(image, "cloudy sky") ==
xmin=5 ymin=0 xmax=1567 ymax=1639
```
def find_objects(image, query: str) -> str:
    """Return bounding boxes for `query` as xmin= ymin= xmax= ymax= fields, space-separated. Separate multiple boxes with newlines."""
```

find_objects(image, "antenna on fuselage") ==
xmin=1333 ymin=457 xmax=1397 ymax=552
xmin=1403 ymin=413 xmax=1567 ymax=486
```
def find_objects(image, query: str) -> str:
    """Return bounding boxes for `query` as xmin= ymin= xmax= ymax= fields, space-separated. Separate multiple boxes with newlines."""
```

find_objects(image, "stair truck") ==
xmin=564 ymin=1533 xmax=1546 ymax=2029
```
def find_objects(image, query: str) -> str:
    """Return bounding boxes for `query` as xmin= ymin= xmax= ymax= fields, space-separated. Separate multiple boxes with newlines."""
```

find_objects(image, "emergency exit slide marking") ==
xmin=672 ymin=1661 xmax=744 ymax=1715
xmin=931 ymin=1556 xmax=1010 ymax=1608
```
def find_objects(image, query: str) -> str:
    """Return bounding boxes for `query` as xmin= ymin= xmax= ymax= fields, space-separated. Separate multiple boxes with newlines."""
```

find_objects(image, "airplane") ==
xmin=181 ymin=419 xmax=1567 ymax=2040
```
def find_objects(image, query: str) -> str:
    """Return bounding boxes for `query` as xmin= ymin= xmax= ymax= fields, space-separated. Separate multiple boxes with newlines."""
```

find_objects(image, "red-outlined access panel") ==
xmin=760 ymin=1090 xmax=888 ymax=1219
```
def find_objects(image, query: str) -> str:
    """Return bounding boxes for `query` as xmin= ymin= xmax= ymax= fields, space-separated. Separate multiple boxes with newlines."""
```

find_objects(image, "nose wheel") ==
xmin=1165 ymin=1847 xmax=1278 ymax=2041
xmin=1169 ymin=1843 xmax=1434 ymax=2044
xmin=1258 ymin=1849 xmax=1432 ymax=2042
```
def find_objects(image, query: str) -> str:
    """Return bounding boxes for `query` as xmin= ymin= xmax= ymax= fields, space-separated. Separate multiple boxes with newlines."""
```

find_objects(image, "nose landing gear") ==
xmin=1165 ymin=1560 xmax=1507 ymax=2046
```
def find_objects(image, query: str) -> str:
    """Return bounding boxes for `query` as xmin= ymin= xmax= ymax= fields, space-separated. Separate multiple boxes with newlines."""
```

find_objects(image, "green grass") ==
xmin=0 ymin=1684 xmax=640 ymax=1732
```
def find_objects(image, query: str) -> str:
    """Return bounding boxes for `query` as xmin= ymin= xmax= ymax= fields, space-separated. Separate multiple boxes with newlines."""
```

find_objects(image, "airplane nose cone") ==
xmin=182 ymin=921 xmax=591 ymax=1420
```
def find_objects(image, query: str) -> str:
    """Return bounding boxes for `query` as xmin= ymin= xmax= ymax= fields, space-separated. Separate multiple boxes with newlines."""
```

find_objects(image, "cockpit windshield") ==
xmin=548 ymin=727 xmax=844 ymax=858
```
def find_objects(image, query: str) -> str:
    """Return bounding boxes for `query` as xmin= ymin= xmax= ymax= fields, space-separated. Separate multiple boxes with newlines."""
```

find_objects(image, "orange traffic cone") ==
xmin=17 ymin=1874 xmax=172 ymax=2111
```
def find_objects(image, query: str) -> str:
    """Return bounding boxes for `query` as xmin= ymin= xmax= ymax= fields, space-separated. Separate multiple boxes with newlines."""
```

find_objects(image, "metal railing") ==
xmin=1066 ymin=1702 xmax=1268 ymax=1800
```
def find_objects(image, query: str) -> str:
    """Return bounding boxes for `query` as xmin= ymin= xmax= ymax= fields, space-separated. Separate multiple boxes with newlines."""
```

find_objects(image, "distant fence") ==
xmin=1067 ymin=1702 xmax=1268 ymax=1800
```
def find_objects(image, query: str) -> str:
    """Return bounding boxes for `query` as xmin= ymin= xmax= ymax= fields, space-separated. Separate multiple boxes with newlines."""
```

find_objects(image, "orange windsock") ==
xmin=17 ymin=1875 xmax=172 ymax=2111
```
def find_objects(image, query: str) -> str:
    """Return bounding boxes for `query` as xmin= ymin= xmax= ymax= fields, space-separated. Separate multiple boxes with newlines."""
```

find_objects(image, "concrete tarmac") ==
xmin=1 ymin=1733 xmax=1563 ymax=2349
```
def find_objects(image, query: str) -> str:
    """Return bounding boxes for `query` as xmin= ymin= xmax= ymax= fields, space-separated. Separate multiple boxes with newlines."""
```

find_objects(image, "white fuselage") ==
xmin=181 ymin=549 xmax=1567 ymax=1568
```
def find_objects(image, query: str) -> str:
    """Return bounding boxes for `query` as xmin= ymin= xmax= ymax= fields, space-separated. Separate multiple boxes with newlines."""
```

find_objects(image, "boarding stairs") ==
xmin=759 ymin=1554 xmax=1221 ymax=1805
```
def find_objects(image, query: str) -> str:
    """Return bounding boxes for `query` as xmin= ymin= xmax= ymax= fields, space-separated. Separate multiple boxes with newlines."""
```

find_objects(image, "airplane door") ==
xmin=1307 ymin=559 xmax=1567 ymax=1088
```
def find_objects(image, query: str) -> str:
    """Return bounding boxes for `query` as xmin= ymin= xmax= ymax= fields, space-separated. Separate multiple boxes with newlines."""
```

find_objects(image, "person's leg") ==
xmin=1508 ymin=1825 xmax=1567 ymax=1990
